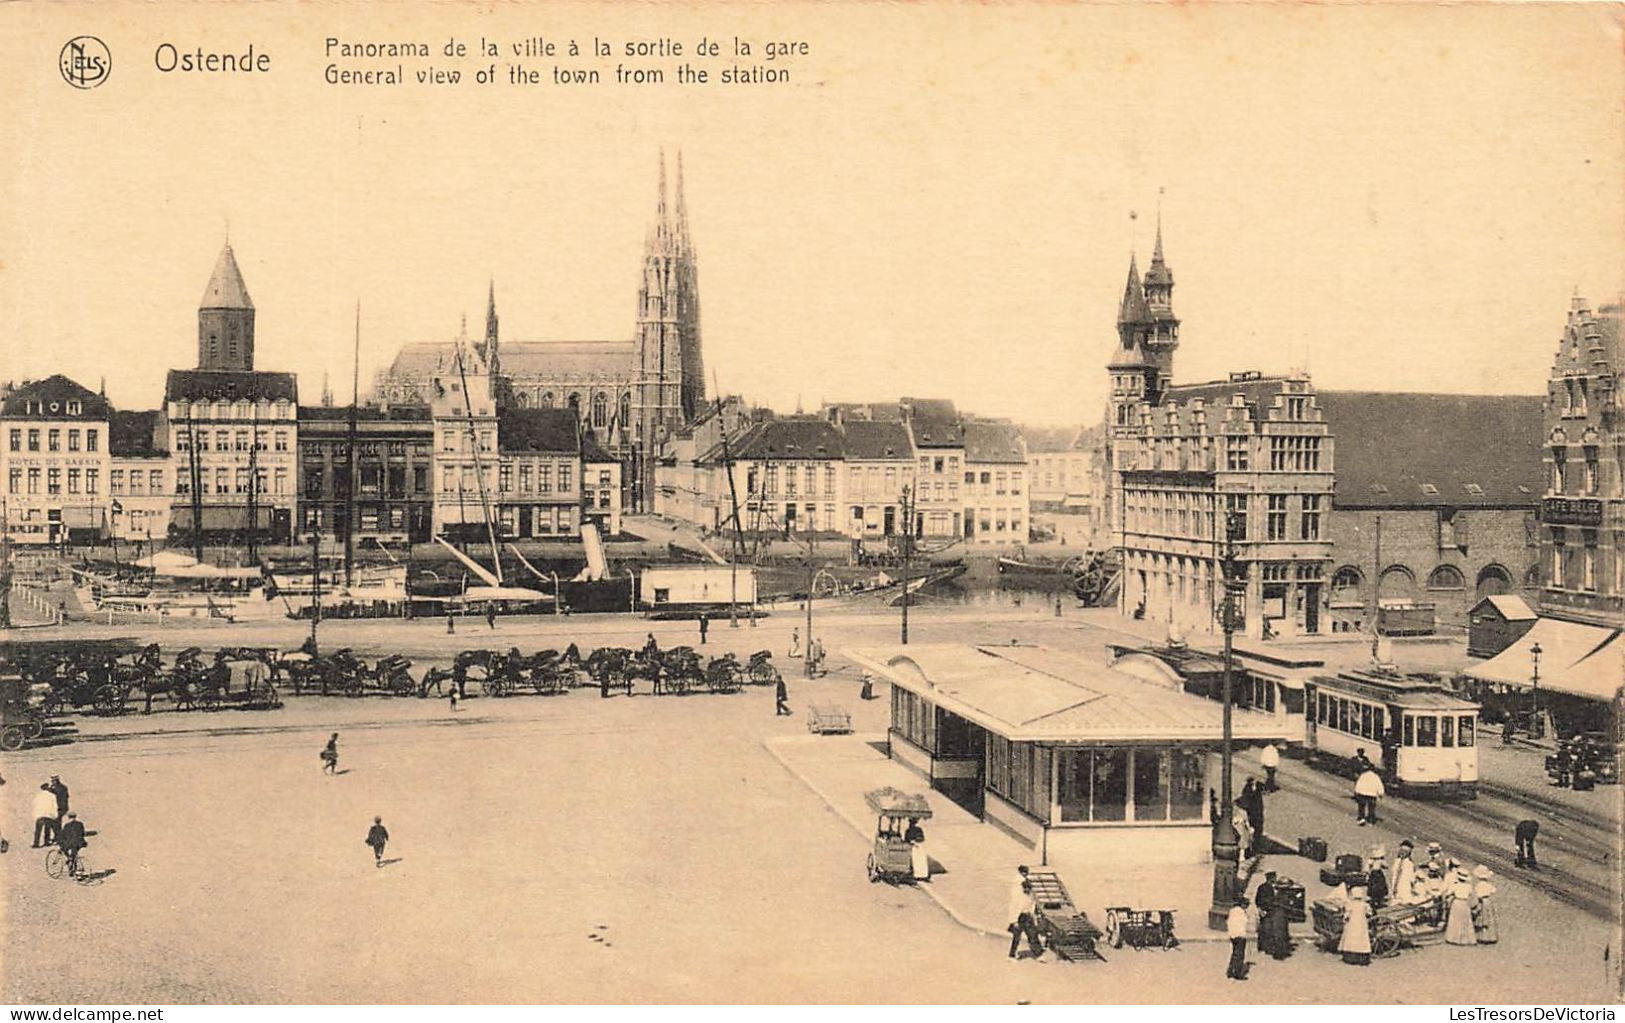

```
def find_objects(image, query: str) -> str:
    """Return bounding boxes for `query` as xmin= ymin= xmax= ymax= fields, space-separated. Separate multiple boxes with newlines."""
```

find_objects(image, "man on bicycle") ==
xmin=57 ymin=811 xmax=87 ymax=878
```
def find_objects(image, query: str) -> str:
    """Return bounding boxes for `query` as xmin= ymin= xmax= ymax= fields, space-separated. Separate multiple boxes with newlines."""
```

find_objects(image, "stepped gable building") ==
xmin=161 ymin=242 xmax=300 ymax=544
xmin=374 ymin=152 xmax=705 ymax=511
xmin=0 ymin=375 xmax=112 ymax=545
xmin=1316 ymin=391 xmax=1544 ymax=635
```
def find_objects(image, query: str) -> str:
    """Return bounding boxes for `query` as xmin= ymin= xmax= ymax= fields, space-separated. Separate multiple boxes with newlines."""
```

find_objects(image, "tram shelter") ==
xmin=853 ymin=644 xmax=1298 ymax=873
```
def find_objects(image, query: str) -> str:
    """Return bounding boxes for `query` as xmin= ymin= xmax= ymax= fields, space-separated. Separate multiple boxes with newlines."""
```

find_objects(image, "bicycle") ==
xmin=44 ymin=846 xmax=93 ymax=882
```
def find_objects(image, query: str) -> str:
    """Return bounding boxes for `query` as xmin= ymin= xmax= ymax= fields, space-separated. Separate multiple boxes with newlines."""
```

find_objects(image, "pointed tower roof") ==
xmin=674 ymin=149 xmax=691 ymax=251
xmin=646 ymin=150 xmax=678 ymax=257
xmin=1117 ymin=253 xmax=1151 ymax=325
xmin=1145 ymin=215 xmax=1173 ymax=288
xmin=200 ymin=242 xmax=254 ymax=310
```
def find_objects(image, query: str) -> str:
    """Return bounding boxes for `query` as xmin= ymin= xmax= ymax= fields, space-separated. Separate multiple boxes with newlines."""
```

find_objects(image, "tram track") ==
xmin=1278 ymin=761 xmax=1620 ymax=922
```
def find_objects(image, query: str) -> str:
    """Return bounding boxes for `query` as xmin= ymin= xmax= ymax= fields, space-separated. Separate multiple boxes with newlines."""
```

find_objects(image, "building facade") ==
xmin=840 ymin=419 xmax=916 ymax=540
xmin=733 ymin=418 xmax=846 ymax=536
xmin=1318 ymin=392 xmax=1544 ymax=636
xmin=162 ymin=244 xmax=299 ymax=545
xmin=961 ymin=420 xmax=1028 ymax=543
xmin=0 ymin=376 xmax=111 ymax=545
xmin=297 ymin=405 xmax=434 ymax=545
xmin=907 ymin=400 xmax=966 ymax=538
xmin=108 ymin=410 xmax=171 ymax=544
xmin=1539 ymin=296 xmax=1623 ymax=628
xmin=1026 ymin=425 xmax=1104 ymax=547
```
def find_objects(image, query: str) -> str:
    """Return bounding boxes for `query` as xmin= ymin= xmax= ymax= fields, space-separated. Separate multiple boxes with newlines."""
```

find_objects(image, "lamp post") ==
xmin=308 ymin=530 xmax=322 ymax=658
xmin=1208 ymin=510 xmax=1244 ymax=930
xmin=1530 ymin=641 xmax=1543 ymax=738
xmin=900 ymin=484 xmax=912 ymax=645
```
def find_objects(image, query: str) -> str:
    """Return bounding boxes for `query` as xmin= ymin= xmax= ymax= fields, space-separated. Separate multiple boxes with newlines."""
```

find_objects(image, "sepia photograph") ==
xmin=0 ymin=0 xmax=1620 ymax=1008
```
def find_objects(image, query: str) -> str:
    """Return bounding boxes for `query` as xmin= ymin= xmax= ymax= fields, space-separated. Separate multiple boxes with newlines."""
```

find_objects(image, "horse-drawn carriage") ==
xmin=745 ymin=650 xmax=780 ymax=687
xmin=0 ymin=674 xmax=46 ymax=750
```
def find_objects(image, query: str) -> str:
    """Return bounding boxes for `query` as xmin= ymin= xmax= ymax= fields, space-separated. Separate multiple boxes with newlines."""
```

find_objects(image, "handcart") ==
xmin=1103 ymin=906 xmax=1180 ymax=950
xmin=864 ymin=788 xmax=932 ymax=884
xmin=807 ymin=703 xmax=852 ymax=734
xmin=1311 ymin=896 xmax=1446 ymax=958
xmin=1026 ymin=870 xmax=1107 ymax=962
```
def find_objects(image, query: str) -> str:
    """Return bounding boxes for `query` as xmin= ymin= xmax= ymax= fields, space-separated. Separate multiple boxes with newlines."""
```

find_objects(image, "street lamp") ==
xmin=1530 ymin=641 xmax=1543 ymax=739
xmin=307 ymin=530 xmax=322 ymax=658
xmin=899 ymin=485 xmax=912 ymax=645
xmin=1208 ymin=510 xmax=1244 ymax=931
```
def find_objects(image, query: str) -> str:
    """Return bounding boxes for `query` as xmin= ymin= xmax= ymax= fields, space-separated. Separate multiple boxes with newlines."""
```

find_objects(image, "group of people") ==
xmin=28 ymin=774 xmax=89 ymax=877
xmin=1320 ymin=838 xmax=1499 ymax=967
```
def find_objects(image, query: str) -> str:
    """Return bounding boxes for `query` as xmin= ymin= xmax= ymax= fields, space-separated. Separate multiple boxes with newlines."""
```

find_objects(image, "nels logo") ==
xmin=59 ymin=36 xmax=111 ymax=89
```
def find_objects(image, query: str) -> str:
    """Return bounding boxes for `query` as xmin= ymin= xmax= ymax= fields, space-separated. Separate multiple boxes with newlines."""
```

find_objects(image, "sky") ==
xmin=1 ymin=2 xmax=1621 ymax=426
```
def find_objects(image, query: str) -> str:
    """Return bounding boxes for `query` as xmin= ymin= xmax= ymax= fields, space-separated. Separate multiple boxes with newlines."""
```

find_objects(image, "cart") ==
xmin=863 ymin=787 xmax=932 ymax=884
xmin=746 ymin=650 xmax=781 ymax=687
xmin=1028 ymin=870 xmax=1107 ymax=962
xmin=1103 ymin=907 xmax=1180 ymax=950
xmin=807 ymin=703 xmax=852 ymax=735
xmin=0 ymin=675 xmax=46 ymax=751
xmin=1311 ymin=896 xmax=1446 ymax=957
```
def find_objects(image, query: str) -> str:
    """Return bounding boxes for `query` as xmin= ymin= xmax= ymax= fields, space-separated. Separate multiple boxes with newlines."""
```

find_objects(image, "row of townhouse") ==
xmin=653 ymin=398 xmax=1030 ymax=544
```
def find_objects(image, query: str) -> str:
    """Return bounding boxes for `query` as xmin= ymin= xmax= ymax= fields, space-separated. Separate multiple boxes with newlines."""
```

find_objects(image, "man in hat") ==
xmin=1007 ymin=877 xmax=1043 ymax=960
xmin=365 ymin=816 xmax=390 ymax=868
xmin=1366 ymin=847 xmax=1390 ymax=910
xmin=32 ymin=783 xmax=59 ymax=848
xmin=1255 ymin=873 xmax=1290 ymax=959
xmin=1353 ymin=763 xmax=1384 ymax=825
xmin=775 ymin=673 xmax=792 ymax=716
xmin=1225 ymin=895 xmax=1251 ymax=979
xmin=1260 ymin=743 xmax=1281 ymax=792
xmin=57 ymin=811 xmax=87 ymax=878
xmin=47 ymin=775 xmax=69 ymax=823
xmin=1391 ymin=840 xmax=1419 ymax=904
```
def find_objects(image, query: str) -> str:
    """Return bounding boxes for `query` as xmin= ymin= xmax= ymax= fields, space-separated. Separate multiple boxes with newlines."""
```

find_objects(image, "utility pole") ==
xmin=187 ymin=415 xmax=205 ymax=563
xmin=1208 ymin=511 xmax=1242 ymax=931
xmin=1369 ymin=512 xmax=1383 ymax=661
xmin=345 ymin=301 xmax=360 ymax=587
xmin=309 ymin=528 xmax=322 ymax=657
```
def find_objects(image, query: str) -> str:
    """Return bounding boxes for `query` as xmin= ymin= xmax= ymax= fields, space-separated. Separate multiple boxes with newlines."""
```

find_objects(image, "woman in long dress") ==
xmin=1339 ymin=886 xmax=1373 ymax=965
xmin=1472 ymin=865 xmax=1498 ymax=944
xmin=1444 ymin=868 xmax=1476 ymax=945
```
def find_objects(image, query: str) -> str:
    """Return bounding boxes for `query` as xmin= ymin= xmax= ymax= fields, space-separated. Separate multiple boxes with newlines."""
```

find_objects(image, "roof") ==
xmin=1117 ymin=255 xmax=1151 ymax=325
xmin=909 ymin=411 xmax=965 ymax=449
xmin=1317 ymin=391 xmax=1544 ymax=508
xmin=1161 ymin=376 xmax=1297 ymax=421
xmin=200 ymin=243 xmax=253 ymax=309
xmin=732 ymin=418 xmax=845 ymax=461
xmin=0 ymin=375 xmax=111 ymax=420
xmin=581 ymin=433 xmax=616 ymax=465
xmin=497 ymin=407 xmax=580 ymax=454
xmin=963 ymin=420 xmax=1026 ymax=464
xmin=1021 ymin=426 xmax=1078 ymax=454
xmin=109 ymin=410 xmax=165 ymax=457
xmin=853 ymin=644 xmax=1296 ymax=744
xmin=1311 ymin=671 xmax=1479 ymax=711
xmin=1473 ymin=594 xmax=1537 ymax=622
xmin=385 ymin=340 xmax=634 ymax=381
xmin=1464 ymin=616 xmax=1622 ymax=702
xmin=165 ymin=370 xmax=297 ymax=403
xmin=296 ymin=404 xmax=432 ymax=423
xmin=841 ymin=420 xmax=913 ymax=461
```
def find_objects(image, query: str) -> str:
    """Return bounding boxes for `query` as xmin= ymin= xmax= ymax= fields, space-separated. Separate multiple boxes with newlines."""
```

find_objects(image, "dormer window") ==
xmin=66 ymin=400 xmax=82 ymax=415
xmin=1420 ymin=483 xmax=1439 ymax=496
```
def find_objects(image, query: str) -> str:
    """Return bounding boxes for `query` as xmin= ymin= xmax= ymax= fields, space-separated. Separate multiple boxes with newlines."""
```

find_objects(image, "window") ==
xmin=591 ymin=392 xmax=608 ymax=429
xmin=1416 ymin=715 xmax=1437 ymax=747
xmin=1266 ymin=494 xmax=1288 ymax=540
xmin=109 ymin=469 xmax=124 ymax=494
xmin=46 ymin=468 xmax=60 ymax=495
xmin=1225 ymin=494 xmax=1247 ymax=540
xmin=1584 ymin=448 xmax=1599 ymax=494
xmin=26 ymin=468 xmax=39 ymax=494
xmin=559 ymin=465 xmax=573 ymax=492
xmin=7 ymin=429 xmax=18 ymax=452
xmin=86 ymin=428 xmax=98 ymax=452
xmin=273 ymin=468 xmax=286 ymax=495
xmin=176 ymin=474 xmax=189 ymax=496
xmin=1225 ymin=436 xmax=1248 ymax=471
xmin=48 ymin=429 xmax=60 ymax=452
xmin=1427 ymin=565 xmax=1465 ymax=590
xmin=6 ymin=468 xmax=18 ymax=493
xmin=84 ymin=469 xmax=98 ymax=495
xmin=67 ymin=429 xmax=80 ymax=452
xmin=441 ymin=430 xmax=456 ymax=453
xmin=499 ymin=464 xmax=513 ymax=493
xmin=1550 ymin=530 xmax=1565 ymax=587
xmin=235 ymin=469 xmax=249 ymax=494
xmin=215 ymin=468 xmax=229 ymax=494
xmin=216 ymin=430 xmax=229 ymax=451
xmin=1458 ymin=716 xmax=1475 ymax=747
xmin=26 ymin=429 xmax=39 ymax=452
xmin=785 ymin=467 xmax=797 ymax=497
xmin=824 ymin=465 xmax=836 ymax=497
xmin=1299 ymin=494 xmax=1321 ymax=539
xmin=538 ymin=463 xmax=552 ymax=493
xmin=519 ymin=463 xmax=533 ymax=494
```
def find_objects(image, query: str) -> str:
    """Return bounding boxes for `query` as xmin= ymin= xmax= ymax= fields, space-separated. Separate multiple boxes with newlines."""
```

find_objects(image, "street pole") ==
xmin=1208 ymin=511 xmax=1242 ymax=931
xmin=900 ymin=485 xmax=911 ymax=645
xmin=1530 ymin=642 xmax=1543 ymax=738
xmin=804 ymin=545 xmax=815 ymax=678
xmin=309 ymin=529 xmax=322 ymax=657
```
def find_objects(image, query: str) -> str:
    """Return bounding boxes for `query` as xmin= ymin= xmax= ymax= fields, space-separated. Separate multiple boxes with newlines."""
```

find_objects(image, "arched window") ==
xmin=619 ymin=393 xmax=631 ymax=431
xmin=591 ymin=392 xmax=608 ymax=429
xmin=1523 ymin=564 xmax=1541 ymax=590
xmin=515 ymin=391 xmax=530 ymax=408
xmin=1426 ymin=565 xmax=1465 ymax=591
xmin=1475 ymin=564 xmax=1513 ymax=600
xmin=1378 ymin=565 xmax=1416 ymax=602
xmin=568 ymin=392 xmax=581 ymax=414
xmin=540 ymin=392 xmax=554 ymax=409
xmin=1330 ymin=566 xmax=1364 ymax=605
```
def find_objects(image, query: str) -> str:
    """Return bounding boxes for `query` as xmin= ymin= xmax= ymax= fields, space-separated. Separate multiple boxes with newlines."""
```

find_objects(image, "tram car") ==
xmin=1302 ymin=670 xmax=1479 ymax=799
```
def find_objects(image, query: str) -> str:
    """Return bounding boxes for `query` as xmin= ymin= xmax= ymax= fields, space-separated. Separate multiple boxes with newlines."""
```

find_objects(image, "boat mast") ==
xmin=454 ymin=347 xmax=502 ymax=584
xmin=345 ymin=301 xmax=360 ymax=588
xmin=187 ymin=413 xmax=204 ymax=562
xmin=246 ymin=400 xmax=259 ymax=564
xmin=712 ymin=374 xmax=750 ymax=625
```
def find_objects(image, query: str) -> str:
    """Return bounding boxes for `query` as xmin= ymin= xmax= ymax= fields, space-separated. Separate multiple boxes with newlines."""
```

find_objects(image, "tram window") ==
xmin=1338 ymin=699 xmax=1349 ymax=733
xmin=1359 ymin=705 xmax=1372 ymax=738
xmin=1403 ymin=714 xmax=1415 ymax=746
xmin=1416 ymin=715 xmax=1438 ymax=747
xmin=1317 ymin=694 xmax=1327 ymax=724
xmin=1374 ymin=708 xmax=1385 ymax=740
xmin=1441 ymin=716 xmax=1454 ymax=747
xmin=1458 ymin=716 xmax=1475 ymax=746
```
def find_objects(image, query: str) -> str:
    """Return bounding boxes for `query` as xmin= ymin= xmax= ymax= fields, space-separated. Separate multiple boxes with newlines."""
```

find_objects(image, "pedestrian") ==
xmin=1339 ymin=887 xmax=1373 ymax=965
xmin=1501 ymin=717 xmax=1516 ymax=745
xmin=447 ymin=612 xmax=455 ymax=634
xmin=1256 ymin=872 xmax=1290 ymax=960
xmin=1225 ymin=895 xmax=1250 ymax=980
xmin=1444 ymin=867 xmax=1476 ymax=945
xmin=448 ymin=689 xmax=458 ymax=713
xmin=1366 ymin=846 xmax=1390 ymax=910
xmin=789 ymin=628 xmax=802 ymax=659
xmin=1353 ymin=765 xmax=1384 ymax=825
xmin=1353 ymin=747 xmax=1375 ymax=775
xmin=365 ymin=816 xmax=390 ymax=868
xmin=1007 ymin=878 xmax=1043 ymax=960
xmin=775 ymin=674 xmax=791 ymax=717
xmin=1241 ymin=779 xmax=1265 ymax=855
xmin=698 ymin=612 xmax=709 ymax=645
xmin=32 ymin=783 xmax=58 ymax=848
xmin=1260 ymin=743 xmax=1280 ymax=792
xmin=859 ymin=672 xmax=876 ymax=701
xmin=1391 ymin=839 xmax=1419 ymax=904
xmin=1471 ymin=865 xmax=1498 ymax=944
xmin=57 ymin=811 xmax=87 ymax=878
xmin=1425 ymin=840 xmax=1446 ymax=875
xmin=486 ymin=606 xmax=497 ymax=631
xmin=1554 ymin=741 xmax=1573 ymax=788
xmin=48 ymin=775 xmax=69 ymax=823
xmin=1514 ymin=818 xmax=1539 ymax=869
xmin=322 ymin=733 xmax=339 ymax=775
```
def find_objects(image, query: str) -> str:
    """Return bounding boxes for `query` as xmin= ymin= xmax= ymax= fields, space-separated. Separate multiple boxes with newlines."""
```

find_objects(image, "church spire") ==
xmin=483 ymin=278 xmax=500 ymax=372
xmin=1117 ymin=253 xmax=1150 ymax=328
xmin=674 ymin=149 xmax=691 ymax=254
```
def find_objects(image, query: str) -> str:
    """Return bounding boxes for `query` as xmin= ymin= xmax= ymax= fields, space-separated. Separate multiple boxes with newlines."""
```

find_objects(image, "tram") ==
xmin=1302 ymin=670 xmax=1479 ymax=798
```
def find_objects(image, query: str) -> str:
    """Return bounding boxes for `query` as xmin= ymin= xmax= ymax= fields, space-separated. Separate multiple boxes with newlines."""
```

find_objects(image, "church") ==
xmin=373 ymin=152 xmax=705 ymax=510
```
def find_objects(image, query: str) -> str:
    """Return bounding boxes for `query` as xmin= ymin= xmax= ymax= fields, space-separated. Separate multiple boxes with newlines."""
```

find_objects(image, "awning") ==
xmin=1464 ymin=617 xmax=1623 ymax=702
